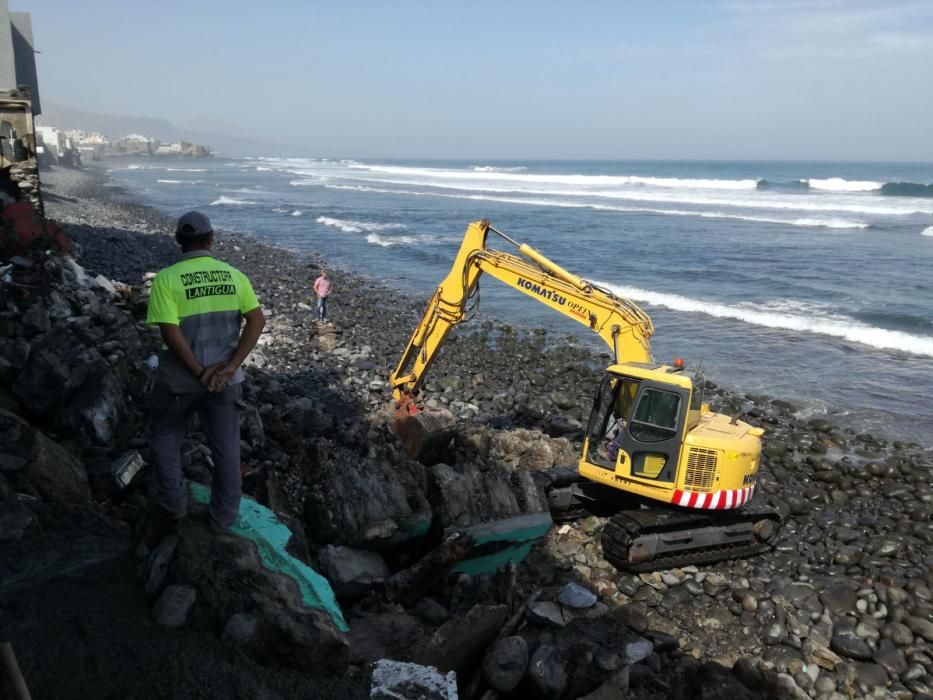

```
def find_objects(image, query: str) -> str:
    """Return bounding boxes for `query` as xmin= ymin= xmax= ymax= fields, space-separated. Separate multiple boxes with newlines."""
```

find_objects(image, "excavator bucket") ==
xmin=392 ymin=398 xmax=457 ymax=466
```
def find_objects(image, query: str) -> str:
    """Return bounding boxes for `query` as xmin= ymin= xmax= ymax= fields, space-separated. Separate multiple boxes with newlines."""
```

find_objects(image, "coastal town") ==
xmin=34 ymin=126 xmax=212 ymax=167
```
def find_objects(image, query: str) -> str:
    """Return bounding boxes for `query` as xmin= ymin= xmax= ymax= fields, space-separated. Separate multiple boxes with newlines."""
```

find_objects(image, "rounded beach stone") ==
xmin=481 ymin=636 xmax=528 ymax=692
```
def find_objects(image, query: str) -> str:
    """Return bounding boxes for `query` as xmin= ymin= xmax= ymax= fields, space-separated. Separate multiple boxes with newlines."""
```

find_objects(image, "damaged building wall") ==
xmin=0 ymin=88 xmax=41 ymax=215
xmin=0 ymin=4 xmax=42 ymax=214
xmin=9 ymin=12 xmax=40 ymax=116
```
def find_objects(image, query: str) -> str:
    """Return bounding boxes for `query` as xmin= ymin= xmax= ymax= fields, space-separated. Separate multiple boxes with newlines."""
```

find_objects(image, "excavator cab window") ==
xmin=585 ymin=374 xmax=641 ymax=469
xmin=630 ymin=389 xmax=680 ymax=443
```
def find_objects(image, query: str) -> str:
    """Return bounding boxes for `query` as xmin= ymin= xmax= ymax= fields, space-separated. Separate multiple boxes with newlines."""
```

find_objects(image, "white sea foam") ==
xmin=341 ymin=173 xmax=930 ymax=216
xmin=166 ymin=167 xmax=207 ymax=172
xmin=272 ymin=207 xmax=289 ymax=213
xmin=809 ymin=178 xmax=882 ymax=192
xmin=157 ymin=179 xmax=185 ymax=184
xmin=365 ymin=233 xmax=420 ymax=247
xmin=592 ymin=281 xmax=933 ymax=358
xmin=256 ymin=166 xmax=272 ymax=171
xmin=472 ymin=165 xmax=528 ymax=173
xmin=923 ymin=225 xmax=933 ymax=237
xmin=210 ymin=195 xmax=253 ymax=206
xmin=315 ymin=215 xmax=406 ymax=234
xmin=357 ymin=164 xmax=760 ymax=190
xmin=291 ymin=210 xmax=303 ymax=217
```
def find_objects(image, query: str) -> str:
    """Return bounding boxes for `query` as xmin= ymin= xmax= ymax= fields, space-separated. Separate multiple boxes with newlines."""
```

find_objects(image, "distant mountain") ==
xmin=37 ymin=102 xmax=314 ymax=158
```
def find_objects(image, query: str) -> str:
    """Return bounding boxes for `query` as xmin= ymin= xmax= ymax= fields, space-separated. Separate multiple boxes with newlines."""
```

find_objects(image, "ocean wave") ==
xmin=357 ymin=164 xmax=760 ymax=190
xmin=316 ymin=215 xmax=406 ymax=234
xmin=756 ymin=179 xmax=810 ymax=192
xmin=365 ymin=233 xmax=420 ymax=247
xmin=322 ymin=184 xmax=870 ymax=229
xmin=472 ymin=165 xmax=528 ymax=173
xmin=809 ymin=178 xmax=882 ymax=192
xmin=592 ymin=281 xmax=933 ymax=358
xmin=210 ymin=195 xmax=254 ymax=206
xmin=157 ymin=179 xmax=185 ymax=184
xmin=325 ymin=172 xmax=931 ymax=215
xmin=166 ymin=168 xmax=207 ymax=172
xmin=291 ymin=210 xmax=303 ymax=217
xmin=881 ymin=182 xmax=933 ymax=198
xmin=923 ymin=226 xmax=933 ymax=237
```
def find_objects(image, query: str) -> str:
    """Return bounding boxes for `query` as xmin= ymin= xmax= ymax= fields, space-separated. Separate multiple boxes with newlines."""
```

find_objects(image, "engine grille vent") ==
xmin=684 ymin=447 xmax=718 ymax=492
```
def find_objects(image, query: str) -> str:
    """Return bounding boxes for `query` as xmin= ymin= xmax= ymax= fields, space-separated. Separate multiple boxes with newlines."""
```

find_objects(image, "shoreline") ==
xmin=13 ymin=163 xmax=933 ymax=698
xmin=77 ymin=161 xmax=932 ymax=451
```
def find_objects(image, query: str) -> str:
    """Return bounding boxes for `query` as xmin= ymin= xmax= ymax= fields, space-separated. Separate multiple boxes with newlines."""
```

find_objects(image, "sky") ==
xmin=22 ymin=0 xmax=933 ymax=161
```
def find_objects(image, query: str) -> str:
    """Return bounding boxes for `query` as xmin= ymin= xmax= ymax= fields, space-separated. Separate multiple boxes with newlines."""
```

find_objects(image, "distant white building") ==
xmin=36 ymin=124 xmax=79 ymax=163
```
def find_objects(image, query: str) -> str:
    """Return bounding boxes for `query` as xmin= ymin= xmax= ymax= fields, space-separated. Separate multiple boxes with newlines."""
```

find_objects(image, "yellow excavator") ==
xmin=390 ymin=220 xmax=779 ymax=572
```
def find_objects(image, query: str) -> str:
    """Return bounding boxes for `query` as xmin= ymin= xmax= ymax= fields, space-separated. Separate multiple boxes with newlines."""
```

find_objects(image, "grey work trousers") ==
xmin=146 ymin=383 xmax=242 ymax=528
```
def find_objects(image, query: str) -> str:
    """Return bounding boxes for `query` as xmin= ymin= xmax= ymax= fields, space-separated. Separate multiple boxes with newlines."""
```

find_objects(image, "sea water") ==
xmin=108 ymin=158 xmax=933 ymax=445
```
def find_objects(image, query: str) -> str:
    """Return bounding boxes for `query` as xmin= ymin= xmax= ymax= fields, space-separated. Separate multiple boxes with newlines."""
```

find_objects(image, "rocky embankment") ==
xmin=1 ymin=164 xmax=932 ymax=699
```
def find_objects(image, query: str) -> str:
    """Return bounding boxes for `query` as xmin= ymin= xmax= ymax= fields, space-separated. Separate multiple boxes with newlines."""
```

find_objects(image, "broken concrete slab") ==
xmin=370 ymin=659 xmax=458 ymax=700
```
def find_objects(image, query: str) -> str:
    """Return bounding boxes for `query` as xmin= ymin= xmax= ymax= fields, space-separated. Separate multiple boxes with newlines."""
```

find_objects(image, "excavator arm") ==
xmin=390 ymin=219 xmax=655 ymax=403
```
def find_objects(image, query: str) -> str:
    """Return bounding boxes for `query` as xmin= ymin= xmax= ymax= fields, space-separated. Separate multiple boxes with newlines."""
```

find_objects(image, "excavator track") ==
xmin=600 ymin=502 xmax=780 ymax=573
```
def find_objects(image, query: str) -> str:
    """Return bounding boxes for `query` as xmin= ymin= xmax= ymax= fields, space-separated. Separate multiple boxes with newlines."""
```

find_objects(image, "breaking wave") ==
xmin=321 ymin=184 xmax=869 ymax=229
xmin=922 ymin=226 xmax=933 ymax=237
xmin=209 ymin=195 xmax=253 ymax=206
xmin=291 ymin=210 xmax=303 ymax=217
xmin=315 ymin=216 xmax=406 ymax=234
xmin=809 ymin=178 xmax=882 ymax=192
xmin=365 ymin=233 xmax=420 ymax=247
xmin=593 ymin=282 xmax=933 ymax=358
xmin=166 ymin=168 xmax=207 ymax=172
xmin=471 ymin=165 xmax=528 ymax=173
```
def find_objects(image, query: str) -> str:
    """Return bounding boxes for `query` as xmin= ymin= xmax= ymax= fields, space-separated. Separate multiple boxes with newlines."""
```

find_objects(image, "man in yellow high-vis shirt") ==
xmin=144 ymin=211 xmax=265 ymax=545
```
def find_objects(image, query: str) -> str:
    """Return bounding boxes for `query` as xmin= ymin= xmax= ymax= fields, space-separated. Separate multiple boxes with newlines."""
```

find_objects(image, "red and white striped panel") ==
xmin=671 ymin=486 xmax=754 ymax=510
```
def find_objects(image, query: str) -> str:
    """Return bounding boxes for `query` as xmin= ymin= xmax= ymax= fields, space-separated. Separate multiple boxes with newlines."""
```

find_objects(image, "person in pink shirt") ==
xmin=313 ymin=270 xmax=333 ymax=322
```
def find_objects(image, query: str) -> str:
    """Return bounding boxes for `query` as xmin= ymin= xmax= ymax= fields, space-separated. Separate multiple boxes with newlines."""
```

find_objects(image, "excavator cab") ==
xmin=584 ymin=366 xmax=693 ymax=487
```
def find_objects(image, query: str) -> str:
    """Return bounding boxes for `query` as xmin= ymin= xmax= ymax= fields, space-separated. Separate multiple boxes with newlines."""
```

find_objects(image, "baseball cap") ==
xmin=175 ymin=211 xmax=213 ymax=241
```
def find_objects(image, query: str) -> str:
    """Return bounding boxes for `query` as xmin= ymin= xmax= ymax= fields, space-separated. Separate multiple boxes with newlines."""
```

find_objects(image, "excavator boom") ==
xmin=390 ymin=220 xmax=654 ymax=401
